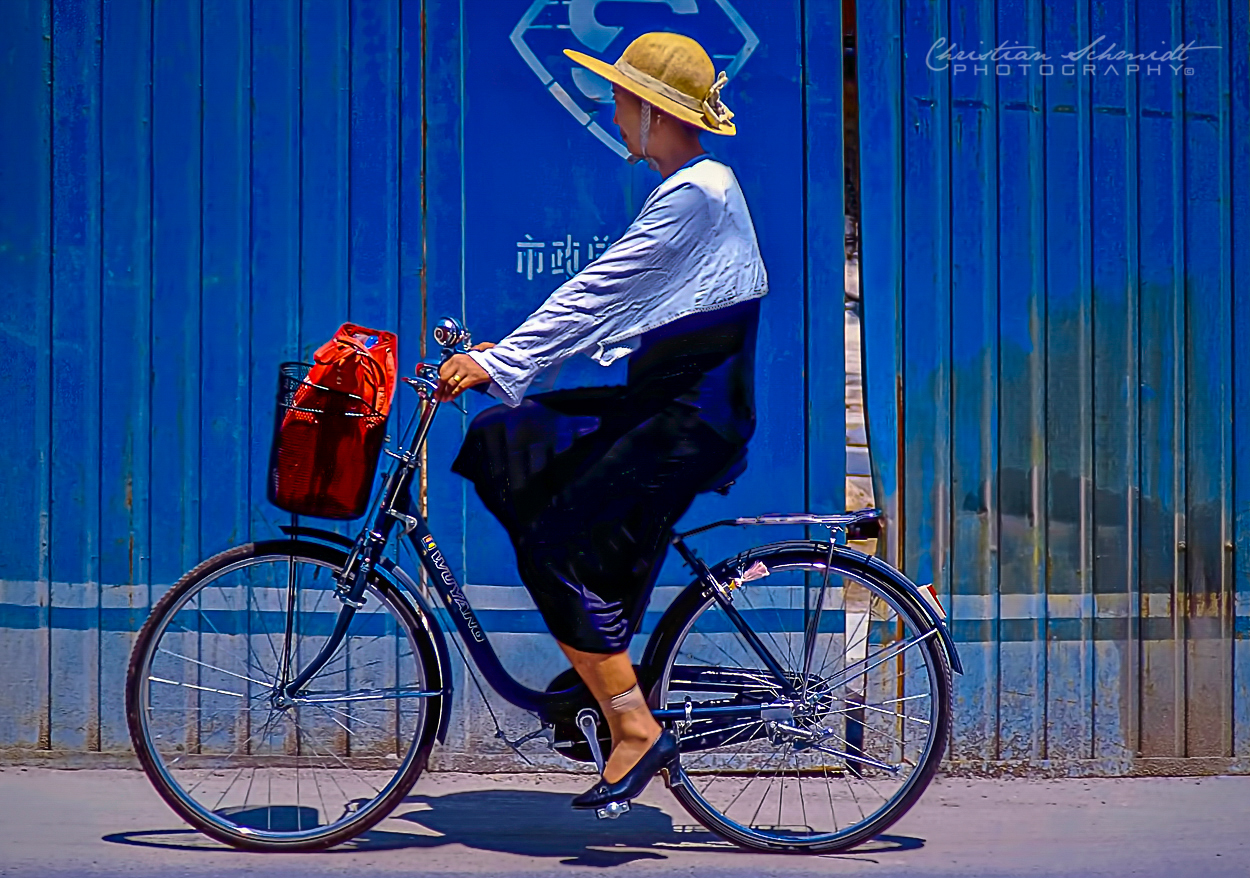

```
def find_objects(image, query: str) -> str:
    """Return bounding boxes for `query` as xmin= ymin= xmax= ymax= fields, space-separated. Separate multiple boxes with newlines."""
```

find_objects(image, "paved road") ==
xmin=1 ymin=768 xmax=1246 ymax=877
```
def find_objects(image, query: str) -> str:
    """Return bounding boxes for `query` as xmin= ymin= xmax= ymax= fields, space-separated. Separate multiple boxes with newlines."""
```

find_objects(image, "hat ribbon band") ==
xmin=613 ymin=59 xmax=733 ymax=129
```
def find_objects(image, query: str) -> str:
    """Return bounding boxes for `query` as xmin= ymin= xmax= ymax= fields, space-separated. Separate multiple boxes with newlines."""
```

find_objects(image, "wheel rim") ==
xmin=135 ymin=553 xmax=429 ymax=843
xmin=657 ymin=557 xmax=945 ymax=846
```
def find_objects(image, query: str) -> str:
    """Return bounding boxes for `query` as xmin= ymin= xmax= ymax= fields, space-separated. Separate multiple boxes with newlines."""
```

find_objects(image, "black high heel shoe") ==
xmin=571 ymin=730 xmax=680 ymax=816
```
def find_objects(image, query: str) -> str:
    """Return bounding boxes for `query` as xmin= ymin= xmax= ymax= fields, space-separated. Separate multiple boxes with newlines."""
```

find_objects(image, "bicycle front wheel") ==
xmin=647 ymin=543 xmax=951 ymax=854
xmin=125 ymin=540 xmax=442 ymax=851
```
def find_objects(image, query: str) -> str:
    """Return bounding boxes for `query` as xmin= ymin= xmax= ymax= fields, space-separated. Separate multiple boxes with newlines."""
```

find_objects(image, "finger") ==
xmin=439 ymin=355 xmax=462 ymax=379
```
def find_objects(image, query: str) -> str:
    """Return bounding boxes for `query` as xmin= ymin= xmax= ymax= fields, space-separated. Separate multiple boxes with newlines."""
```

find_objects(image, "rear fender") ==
xmin=857 ymin=551 xmax=963 ymax=675
xmin=645 ymin=540 xmax=963 ymax=677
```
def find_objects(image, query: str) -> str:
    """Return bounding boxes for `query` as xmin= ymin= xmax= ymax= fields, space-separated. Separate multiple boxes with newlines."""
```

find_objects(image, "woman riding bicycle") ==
xmin=433 ymin=32 xmax=768 ymax=813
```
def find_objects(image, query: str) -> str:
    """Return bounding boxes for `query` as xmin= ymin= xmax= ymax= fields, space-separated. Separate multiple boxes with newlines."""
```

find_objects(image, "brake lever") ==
xmin=409 ymin=361 xmax=473 ymax=414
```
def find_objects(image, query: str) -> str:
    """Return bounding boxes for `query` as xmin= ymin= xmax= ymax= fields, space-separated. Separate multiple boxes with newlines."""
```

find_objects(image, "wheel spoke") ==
xmin=156 ymin=648 xmax=274 ymax=688
xmin=148 ymin=676 xmax=244 ymax=698
xmin=805 ymin=743 xmax=901 ymax=774
xmin=823 ymin=628 xmax=938 ymax=691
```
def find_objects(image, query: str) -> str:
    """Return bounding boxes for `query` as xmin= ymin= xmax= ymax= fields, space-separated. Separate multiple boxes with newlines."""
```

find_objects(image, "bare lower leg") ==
xmin=559 ymin=643 xmax=663 ymax=783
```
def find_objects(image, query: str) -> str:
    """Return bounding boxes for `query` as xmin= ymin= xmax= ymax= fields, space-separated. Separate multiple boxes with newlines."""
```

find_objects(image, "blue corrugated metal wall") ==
xmin=0 ymin=0 xmax=845 ymax=764
xmin=859 ymin=0 xmax=1250 ymax=771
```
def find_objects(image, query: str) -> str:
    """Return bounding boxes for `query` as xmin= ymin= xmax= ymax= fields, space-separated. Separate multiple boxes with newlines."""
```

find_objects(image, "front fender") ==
xmin=377 ymin=558 xmax=454 ymax=744
xmin=279 ymin=524 xmax=355 ymax=550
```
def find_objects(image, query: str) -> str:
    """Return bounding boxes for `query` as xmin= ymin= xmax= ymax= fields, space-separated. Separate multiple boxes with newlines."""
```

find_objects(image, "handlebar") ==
xmin=402 ymin=315 xmax=480 ymax=407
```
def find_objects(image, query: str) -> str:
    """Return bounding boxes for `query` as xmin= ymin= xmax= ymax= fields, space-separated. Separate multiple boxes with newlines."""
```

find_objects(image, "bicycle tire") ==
xmin=125 ymin=540 xmax=442 ymax=851
xmin=645 ymin=543 xmax=951 ymax=854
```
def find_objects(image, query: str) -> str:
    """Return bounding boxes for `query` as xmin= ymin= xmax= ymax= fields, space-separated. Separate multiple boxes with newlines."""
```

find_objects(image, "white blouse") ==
xmin=467 ymin=156 xmax=768 ymax=406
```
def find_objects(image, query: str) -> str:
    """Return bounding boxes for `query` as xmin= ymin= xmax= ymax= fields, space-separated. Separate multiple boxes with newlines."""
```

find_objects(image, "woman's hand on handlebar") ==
xmin=435 ymin=353 xmax=492 ymax=402
xmin=469 ymin=342 xmax=496 ymax=352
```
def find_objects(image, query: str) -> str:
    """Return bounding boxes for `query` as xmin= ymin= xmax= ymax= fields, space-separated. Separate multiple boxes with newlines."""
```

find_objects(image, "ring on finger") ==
xmin=449 ymin=375 xmax=462 ymax=384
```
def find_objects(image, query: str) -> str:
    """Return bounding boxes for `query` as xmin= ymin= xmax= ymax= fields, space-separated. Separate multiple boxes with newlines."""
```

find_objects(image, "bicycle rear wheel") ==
xmin=646 ymin=543 xmax=951 ymax=854
xmin=125 ymin=540 xmax=441 ymax=851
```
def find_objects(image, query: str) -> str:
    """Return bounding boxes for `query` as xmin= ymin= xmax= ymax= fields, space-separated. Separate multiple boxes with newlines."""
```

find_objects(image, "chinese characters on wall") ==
xmin=516 ymin=234 xmax=613 ymax=281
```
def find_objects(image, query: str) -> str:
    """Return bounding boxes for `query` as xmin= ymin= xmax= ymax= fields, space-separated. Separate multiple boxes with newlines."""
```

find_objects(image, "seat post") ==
xmin=669 ymin=534 xmax=705 ymax=576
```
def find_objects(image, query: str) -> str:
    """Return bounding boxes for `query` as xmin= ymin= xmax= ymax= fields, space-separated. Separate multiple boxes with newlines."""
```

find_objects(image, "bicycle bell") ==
xmin=433 ymin=316 xmax=471 ymax=354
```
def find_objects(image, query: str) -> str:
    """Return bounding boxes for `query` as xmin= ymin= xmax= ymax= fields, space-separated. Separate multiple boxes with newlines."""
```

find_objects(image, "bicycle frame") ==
xmin=277 ymin=325 xmax=801 ymax=724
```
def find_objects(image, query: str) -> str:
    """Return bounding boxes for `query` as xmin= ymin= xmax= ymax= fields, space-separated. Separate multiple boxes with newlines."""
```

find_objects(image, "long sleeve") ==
xmin=468 ymin=160 xmax=767 ymax=407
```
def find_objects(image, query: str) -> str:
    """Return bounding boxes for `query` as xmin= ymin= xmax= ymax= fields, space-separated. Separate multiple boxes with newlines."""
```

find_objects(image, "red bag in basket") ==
xmin=294 ymin=324 xmax=398 ymax=421
xmin=271 ymin=324 xmax=398 ymax=519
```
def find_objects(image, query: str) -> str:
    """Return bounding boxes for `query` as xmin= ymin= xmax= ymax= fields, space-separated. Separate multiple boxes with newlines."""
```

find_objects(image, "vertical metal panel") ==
xmin=348 ymin=0 xmax=401 ymax=333
xmin=300 ymin=0 xmax=351 ymax=353
xmin=201 ymin=0 xmax=251 ymax=558
xmin=1136 ymin=0 xmax=1186 ymax=759
xmin=858 ymin=0 xmax=903 ymax=579
xmin=1181 ymin=0 xmax=1235 ymax=758
xmin=1232 ymin=0 xmax=1250 ymax=760
xmin=50 ymin=0 xmax=103 ymax=752
xmin=249 ymin=0 xmax=302 ymax=562
xmin=948 ymin=0 xmax=1000 ymax=761
xmin=993 ymin=0 xmax=1048 ymax=763
xmin=899 ymin=0 xmax=955 ymax=754
xmin=99 ymin=0 xmax=154 ymax=751
xmin=299 ymin=0 xmax=352 ymax=550
xmin=1041 ymin=0 xmax=1094 ymax=762
xmin=0 ymin=0 xmax=53 ymax=751
xmin=396 ymin=0 xmax=425 ymax=537
xmin=803 ymin=0 xmax=846 ymax=519
xmin=150 ymin=0 xmax=202 ymax=594
xmin=860 ymin=0 xmax=1250 ymax=770
xmin=198 ymin=0 xmax=252 ymax=756
xmin=1088 ymin=0 xmax=1139 ymax=762
xmin=348 ymin=0 xmax=403 ymax=574
xmin=421 ymin=0 xmax=471 ymax=750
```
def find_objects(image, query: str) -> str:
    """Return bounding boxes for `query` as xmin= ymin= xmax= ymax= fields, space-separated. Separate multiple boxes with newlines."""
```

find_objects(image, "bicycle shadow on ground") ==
xmin=377 ymin=788 xmax=711 ymax=866
xmin=104 ymin=789 xmax=923 ymax=868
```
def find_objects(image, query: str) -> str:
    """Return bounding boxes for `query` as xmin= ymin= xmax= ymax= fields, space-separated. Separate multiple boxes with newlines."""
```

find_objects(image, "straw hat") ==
xmin=565 ymin=33 xmax=736 ymax=136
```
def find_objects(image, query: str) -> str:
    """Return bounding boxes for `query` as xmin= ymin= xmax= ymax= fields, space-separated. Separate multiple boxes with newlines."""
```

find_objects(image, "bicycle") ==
xmin=125 ymin=316 xmax=962 ymax=854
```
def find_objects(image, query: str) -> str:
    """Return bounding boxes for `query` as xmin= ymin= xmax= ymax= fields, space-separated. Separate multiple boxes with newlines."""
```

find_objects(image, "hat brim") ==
xmin=564 ymin=49 xmax=736 ymax=137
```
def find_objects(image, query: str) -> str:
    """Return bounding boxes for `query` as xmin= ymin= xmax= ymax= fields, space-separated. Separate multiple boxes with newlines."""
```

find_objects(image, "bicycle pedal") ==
xmin=595 ymin=800 xmax=631 ymax=820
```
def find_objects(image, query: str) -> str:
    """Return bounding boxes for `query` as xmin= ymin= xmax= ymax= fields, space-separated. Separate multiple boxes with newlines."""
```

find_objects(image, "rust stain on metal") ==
xmin=894 ymin=372 xmax=905 ymax=567
xmin=417 ymin=2 xmax=429 ymax=520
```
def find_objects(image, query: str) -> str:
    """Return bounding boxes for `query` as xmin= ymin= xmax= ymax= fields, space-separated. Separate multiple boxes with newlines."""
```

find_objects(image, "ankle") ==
xmin=616 ymin=714 xmax=661 ymax=746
